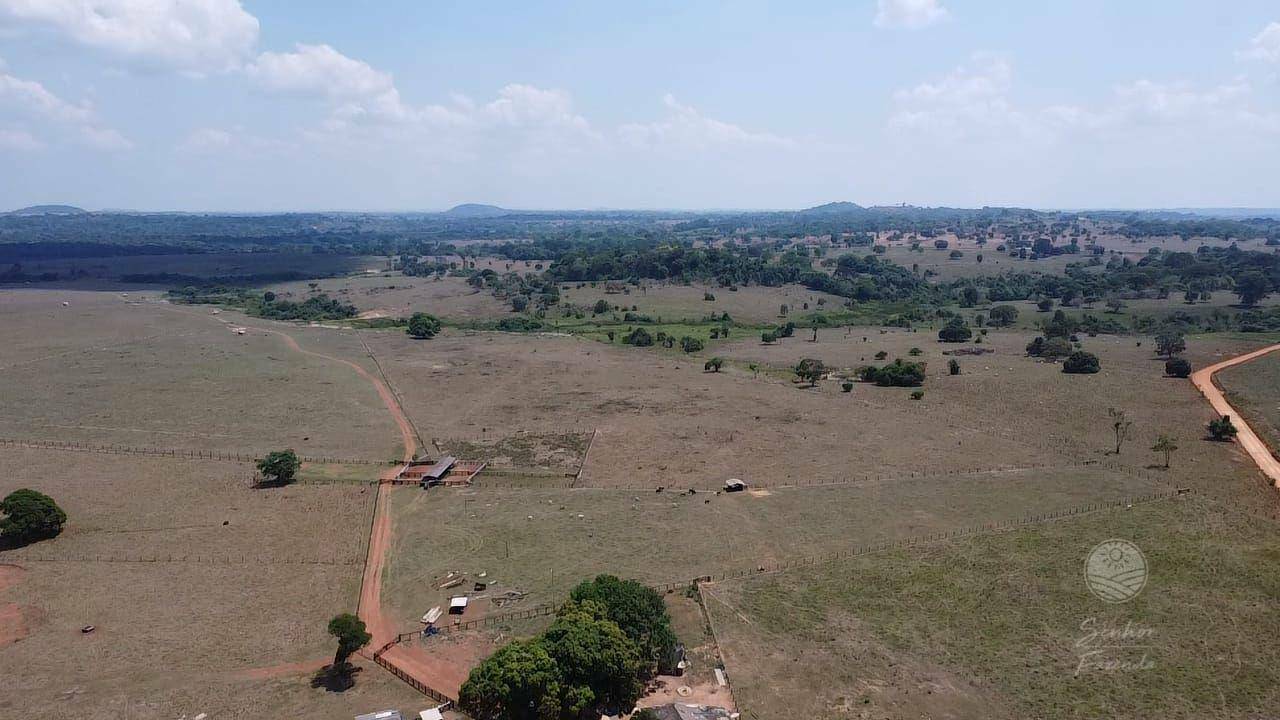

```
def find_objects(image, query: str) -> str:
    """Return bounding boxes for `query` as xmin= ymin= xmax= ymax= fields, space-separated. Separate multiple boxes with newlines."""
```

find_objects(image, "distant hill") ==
xmin=798 ymin=201 xmax=865 ymax=215
xmin=7 ymin=204 xmax=87 ymax=216
xmin=443 ymin=203 xmax=510 ymax=218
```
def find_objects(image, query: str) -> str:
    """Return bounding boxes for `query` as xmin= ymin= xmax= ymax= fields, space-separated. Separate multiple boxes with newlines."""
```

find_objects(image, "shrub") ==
xmin=510 ymin=295 xmax=529 ymax=312
xmin=761 ymin=331 xmax=777 ymax=344
xmin=0 ymin=489 xmax=66 ymax=544
xmin=908 ymin=347 xmax=923 ymax=356
xmin=1165 ymin=357 xmax=1192 ymax=378
xmin=861 ymin=359 xmax=926 ymax=387
xmin=703 ymin=357 xmax=723 ymax=372
xmin=874 ymin=350 xmax=888 ymax=360
xmin=841 ymin=380 xmax=854 ymax=392
xmin=938 ymin=318 xmax=973 ymax=343
xmin=407 ymin=312 xmax=442 ymax=339
xmin=679 ymin=336 xmax=704 ymax=353
xmin=625 ymin=327 xmax=654 ymax=347
xmin=948 ymin=358 xmax=960 ymax=375
xmin=1062 ymin=350 xmax=1101 ymax=374
xmin=703 ymin=291 xmax=715 ymax=301
xmin=592 ymin=299 xmax=610 ymax=314
xmin=910 ymin=390 xmax=925 ymax=400
xmin=1208 ymin=415 xmax=1238 ymax=441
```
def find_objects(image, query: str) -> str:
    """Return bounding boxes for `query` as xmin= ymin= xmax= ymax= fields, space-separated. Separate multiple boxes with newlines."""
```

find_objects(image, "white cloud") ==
xmin=0 ymin=67 xmax=130 ymax=148
xmin=619 ymin=94 xmax=796 ymax=149
xmin=889 ymin=53 xmax=1028 ymax=138
xmin=1239 ymin=22 xmax=1280 ymax=63
xmin=178 ymin=126 xmax=232 ymax=152
xmin=874 ymin=0 xmax=949 ymax=29
xmin=0 ymin=0 xmax=259 ymax=73
xmin=0 ymin=126 xmax=41 ymax=150
xmin=893 ymin=55 xmax=1280 ymax=144
xmin=247 ymin=43 xmax=393 ymax=100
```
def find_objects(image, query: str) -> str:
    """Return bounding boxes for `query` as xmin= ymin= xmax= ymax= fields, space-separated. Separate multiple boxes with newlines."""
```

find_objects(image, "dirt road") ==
xmin=1191 ymin=343 xmax=1280 ymax=489
xmin=162 ymin=303 xmax=448 ymax=691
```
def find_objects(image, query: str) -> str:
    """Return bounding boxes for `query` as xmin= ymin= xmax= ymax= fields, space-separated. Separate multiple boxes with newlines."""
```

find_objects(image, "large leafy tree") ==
xmin=256 ymin=449 xmax=300 ymax=486
xmin=793 ymin=358 xmax=826 ymax=386
xmin=541 ymin=602 xmax=642 ymax=715
xmin=569 ymin=575 xmax=677 ymax=666
xmin=1234 ymin=271 xmax=1271 ymax=307
xmin=0 ymin=489 xmax=66 ymax=544
xmin=460 ymin=639 xmax=564 ymax=720
xmin=407 ymin=312 xmax=442 ymax=339
xmin=328 ymin=613 xmax=371 ymax=667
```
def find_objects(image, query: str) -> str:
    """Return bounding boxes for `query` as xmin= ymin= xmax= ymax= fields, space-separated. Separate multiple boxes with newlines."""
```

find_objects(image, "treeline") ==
xmin=168 ymin=287 xmax=357 ymax=321
xmin=953 ymin=246 xmax=1280 ymax=306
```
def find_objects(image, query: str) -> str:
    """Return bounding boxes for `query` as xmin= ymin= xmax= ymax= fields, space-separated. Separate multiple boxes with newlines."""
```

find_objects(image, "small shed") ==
xmin=355 ymin=711 xmax=403 ymax=720
xmin=449 ymin=596 xmax=469 ymax=614
xmin=724 ymin=479 xmax=747 ymax=493
xmin=420 ymin=456 xmax=457 ymax=487
xmin=419 ymin=708 xmax=444 ymax=720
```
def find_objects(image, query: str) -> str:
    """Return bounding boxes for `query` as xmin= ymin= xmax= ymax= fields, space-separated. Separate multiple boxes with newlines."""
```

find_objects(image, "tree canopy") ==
xmin=0 ymin=488 xmax=66 ymax=544
xmin=256 ymin=449 xmax=301 ymax=486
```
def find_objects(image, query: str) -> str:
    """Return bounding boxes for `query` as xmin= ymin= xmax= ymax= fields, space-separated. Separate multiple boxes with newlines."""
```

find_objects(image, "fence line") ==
xmin=372 ymin=645 xmax=458 ymax=706
xmin=13 ymin=552 xmax=362 ymax=566
xmin=0 ymin=436 xmax=387 ymax=466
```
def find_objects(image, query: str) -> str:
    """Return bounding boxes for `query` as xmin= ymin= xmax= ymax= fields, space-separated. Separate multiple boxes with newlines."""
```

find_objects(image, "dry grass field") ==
xmin=2 ymin=278 xmax=1278 ymax=719
xmin=706 ymin=496 xmax=1280 ymax=720
xmin=380 ymin=462 xmax=1157 ymax=634
xmin=1217 ymin=350 xmax=1280 ymax=458
xmin=558 ymin=282 xmax=847 ymax=325
xmin=0 ymin=289 xmax=401 ymax=460
xmin=266 ymin=273 xmax=513 ymax=321
xmin=0 ymin=445 xmax=410 ymax=719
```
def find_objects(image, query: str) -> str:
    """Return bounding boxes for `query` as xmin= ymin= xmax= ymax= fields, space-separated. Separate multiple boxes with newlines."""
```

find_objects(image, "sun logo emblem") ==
xmin=1085 ymin=539 xmax=1148 ymax=603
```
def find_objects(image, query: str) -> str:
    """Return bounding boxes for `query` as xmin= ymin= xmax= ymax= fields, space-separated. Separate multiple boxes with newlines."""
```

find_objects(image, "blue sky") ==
xmin=0 ymin=1 xmax=1278 ymax=211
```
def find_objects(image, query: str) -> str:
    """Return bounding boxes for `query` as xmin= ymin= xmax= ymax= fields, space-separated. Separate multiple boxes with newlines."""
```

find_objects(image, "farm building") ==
xmin=393 ymin=456 xmax=486 ymax=487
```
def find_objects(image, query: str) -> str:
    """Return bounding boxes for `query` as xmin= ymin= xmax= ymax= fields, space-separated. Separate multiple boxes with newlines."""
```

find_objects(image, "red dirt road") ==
xmin=0 ymin=564 xmax=31 ymax=648
xmin=1191 ymin=342 xmax=1280 ymax=489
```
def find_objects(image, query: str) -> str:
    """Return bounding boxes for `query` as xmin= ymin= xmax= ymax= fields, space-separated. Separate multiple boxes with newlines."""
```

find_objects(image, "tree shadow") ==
xmin=311 ymin=662 xmax=362 ymax=692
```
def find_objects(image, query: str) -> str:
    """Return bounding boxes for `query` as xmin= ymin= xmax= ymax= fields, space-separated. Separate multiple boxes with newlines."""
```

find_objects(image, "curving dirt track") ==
xmin=160 ymin=303 xmax=450 ymax=691
xmin=1191 ymin=342 xmax=1280 ymax=489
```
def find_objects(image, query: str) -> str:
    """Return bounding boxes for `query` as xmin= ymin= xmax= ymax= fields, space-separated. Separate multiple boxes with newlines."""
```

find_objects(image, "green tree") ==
xmin=328 ymin=613 xmax=371 ymax=667
xmin=540 ymin=601 xmax=642 ymax=715
xmin=1234 ymin=271 xmax=1271 ymax=307
xmin=794 ymin=358 xmax=826 ymax=386
xmin=761 ymin=331 xmax=777 ymax=344
xmin=1155 ymin=331 xmax=1186 ymax=358
xmin=1063 ymin=350 xmax=1101 ymax=374
xmin=679 ymin=336 xmax=704 ymax=353
xmin=407 ymin=312 xmax=442 ymax=339
xmin=988 ymin=304 xmax=1019 ymax=326
xmin=569 ymin=575 xmax=677 ymax=668
xmin=1208 ymin=415 xmax=1238 ymax=441
xmin=948 ymin=358 xmax=961 ymax=375
xmin=460 ymin=639 xmax=563 ymax=720
xmin=1152 ymin=434 xmax=1178 ymax=468
xmin=592 ymin=299 xmax=610 ymax=315
xmin=511 ymin=295 xmax=530 ymax=312
xmin=0 ymin=489 xmax=66 ymax=545
xmin=255 ymin=449 xmax=300 ymax=487
xmin=625 ymin=327 xmax=654 ymax=347
xmin=1165 ymin=357 xmax=1192 ymax=378
xmin=937 ymin=317 xmax=972 ymax=343
xmin=703 ymin=357 xmax=723 ymax=372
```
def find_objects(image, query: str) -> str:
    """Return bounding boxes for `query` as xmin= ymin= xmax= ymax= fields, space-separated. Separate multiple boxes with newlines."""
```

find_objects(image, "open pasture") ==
xmin=705 ymin=496 xmax=1280 ymax=720
xmin=0 ymin=290 xmax=400 ymax=460
xmin=380 ymin=460 xmax=1156 ymax=634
